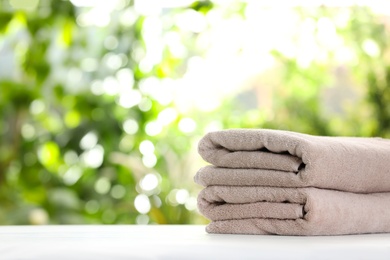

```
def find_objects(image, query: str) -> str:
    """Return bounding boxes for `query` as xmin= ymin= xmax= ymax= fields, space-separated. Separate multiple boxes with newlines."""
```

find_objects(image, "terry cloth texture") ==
xmin=195 ymin=129 xmax=390 ymax=235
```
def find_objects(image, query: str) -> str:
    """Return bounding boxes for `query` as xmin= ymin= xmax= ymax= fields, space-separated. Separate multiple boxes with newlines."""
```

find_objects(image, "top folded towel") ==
xmin=197 ymin=129 xmax=390 ymax=193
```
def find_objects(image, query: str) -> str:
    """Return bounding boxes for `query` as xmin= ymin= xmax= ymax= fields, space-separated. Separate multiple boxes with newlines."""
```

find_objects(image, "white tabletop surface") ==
xmin=0 ymin=225 xmax=389 ymax=259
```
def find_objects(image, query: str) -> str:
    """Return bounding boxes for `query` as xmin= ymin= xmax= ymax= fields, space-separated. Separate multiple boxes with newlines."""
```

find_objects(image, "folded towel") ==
xmin=197 ymin=129 xmax=390 ymax=193
xmin=198 ymin=186 xmax=390 ymax=235
xmin=195 ymin=129 xmax=390 ymax=235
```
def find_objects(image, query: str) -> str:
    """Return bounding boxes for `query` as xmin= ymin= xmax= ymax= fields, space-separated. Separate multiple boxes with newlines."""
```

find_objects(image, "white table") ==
xmin=0 ymin=225 xmax=389 ymax=259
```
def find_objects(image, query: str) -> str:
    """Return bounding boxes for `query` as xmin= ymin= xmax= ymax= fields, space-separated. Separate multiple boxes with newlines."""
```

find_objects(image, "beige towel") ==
xmin=195 ymin=129 xmax=390 ymax=235
xmin=197 ymin=129 xmax=390 ymax=193
xmin=198 ymin=186 xmax=390 ymax=235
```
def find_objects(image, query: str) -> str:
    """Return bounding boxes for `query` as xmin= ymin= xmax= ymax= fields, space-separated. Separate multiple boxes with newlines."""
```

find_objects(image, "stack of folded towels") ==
xmin=194 ymin=129 xmax=390 ymax=235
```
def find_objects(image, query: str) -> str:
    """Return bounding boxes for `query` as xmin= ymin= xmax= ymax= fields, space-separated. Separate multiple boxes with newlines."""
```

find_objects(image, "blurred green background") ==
xmin=1 ymin=0 xmax=390 ymax=225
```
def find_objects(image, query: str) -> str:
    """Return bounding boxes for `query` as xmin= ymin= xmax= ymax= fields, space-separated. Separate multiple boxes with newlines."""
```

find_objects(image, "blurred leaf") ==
xmin=38 ymin=141 xmax=61 ymax=173
xmin=61 ymin=19 xmax=74 ymax=46
xmin=189 ymin=0 xmax=214 ymax=14
xmin=65 ymin=110 xmax=81 ymax=128
xmin=0 ymin=12 xmax=12 ymax=32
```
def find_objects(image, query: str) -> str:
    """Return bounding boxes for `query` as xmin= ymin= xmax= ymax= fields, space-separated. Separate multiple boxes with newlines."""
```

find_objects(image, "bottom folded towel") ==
xmin=198 ymin=186 xmax=390 ymax=235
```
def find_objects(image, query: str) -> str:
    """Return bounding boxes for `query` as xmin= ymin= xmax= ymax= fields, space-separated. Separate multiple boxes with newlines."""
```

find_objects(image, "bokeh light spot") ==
xmin=362 ymin=39 xmax=380 ymax=57
xmin=116 ymin=68 xmax=134 ymax=88
xmin=91 ymin=80 xmax=104 ymax=96
xmin=105 ymin=53 xmax=123 ymax=70
xmin=142 ymin=154 xmax=157 ymax=168
xmin=185 ymin=196 xmax=197 ymax=211
xmin=102 ymin=209 xmax=116 ymax=223
xmin=28 ymin=208 xmax=49 ymax=225
xmin=140 ymin=173 xmax=159 ymax=191
xmin=104 ymin=35 xmax=119 ymax=50
xmin=10 ymin=0 xmax=39 ymax=10
xmin=136 ymin=214 xmax=149 ymax=225
xmin=64 ymin=150 xmax=79 ymax=165
xmin=65 ymin=110 xmax=81 ymax=128
xmin=117 ymin=90 xmax=142 ymax=108
xmin=134 ymin=194 xmax=151 ymax=214
xmin=145 ymin=121 xmax=162 ymax=136
xmin=21 ymin=123 xmax=36 ymax=140
xmin=176 ymin=189 xmax=189 ymax=204
xmin=103 ymin=76 xmax=120 ymax=96
xmin=85 ymin=200 xmax=100 ymax=214
xmin=80 ymin=131 xmax=98 ymax=150
xmin=30 ymin=100 xmax=45 ymax=115
xmin=123 ymin=119 xmax=139 ymax=135
xmin=63 ymin=166 xmax=82 ymax=186
xmin=139 ymin=140 xmax=154 ymax=155
xmin=138 ymin=98 xmax=152 ymax=111
xmin=157 ymin=108 xmax=178 ymax=126
xmin=119 ymin=135 xmax=134 ymax=152
xmin=81 ymin=145 xmax=104 ymax=168
xmin=81 ymin=58 xmax=98 ymax=72
xmin=111 ymin=184 xmax=126 ymax=199
xmin=94 ymin=177 xmax=111 ymax=194
xmin=178 ymin=118 xmax=196 ymax=133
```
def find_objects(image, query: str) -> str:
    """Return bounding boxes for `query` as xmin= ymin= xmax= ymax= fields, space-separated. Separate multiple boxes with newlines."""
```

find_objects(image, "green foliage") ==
xmin=0 ymin=2 xmax=390 ymax=225
xmin=0 ymin=0 xmax=207 ymax=225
